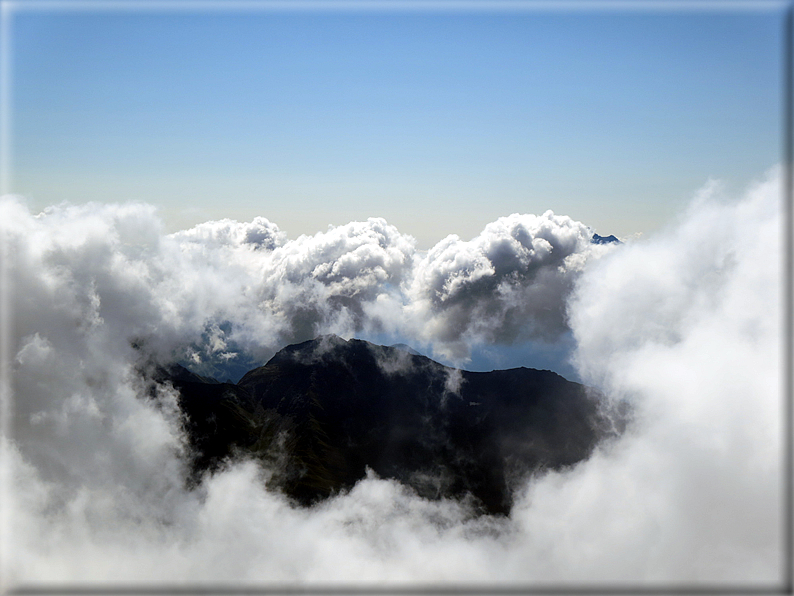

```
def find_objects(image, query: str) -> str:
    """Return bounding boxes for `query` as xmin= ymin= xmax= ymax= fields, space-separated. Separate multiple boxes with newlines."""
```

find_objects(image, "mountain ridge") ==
xmin=158 ymin=335 xmax=625 ymax=515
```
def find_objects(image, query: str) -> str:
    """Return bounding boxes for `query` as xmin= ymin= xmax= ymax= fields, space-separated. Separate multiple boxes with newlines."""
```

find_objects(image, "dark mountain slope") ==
xmin=164 ymin=336 xmax=624 ymax=515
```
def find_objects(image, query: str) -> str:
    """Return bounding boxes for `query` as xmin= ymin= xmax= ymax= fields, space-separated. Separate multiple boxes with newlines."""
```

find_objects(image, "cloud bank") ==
xmin=0 ymin=169 xmax=784 ymax=587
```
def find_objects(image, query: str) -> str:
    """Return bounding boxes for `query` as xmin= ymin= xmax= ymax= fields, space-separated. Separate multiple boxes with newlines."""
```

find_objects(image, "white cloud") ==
xmin=0 ymin=168 xmax=783 ymax=587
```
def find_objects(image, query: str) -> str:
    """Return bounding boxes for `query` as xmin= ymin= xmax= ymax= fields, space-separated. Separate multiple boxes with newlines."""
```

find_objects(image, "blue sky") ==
xmin=7 ymin=2 xmax=786 ymax=247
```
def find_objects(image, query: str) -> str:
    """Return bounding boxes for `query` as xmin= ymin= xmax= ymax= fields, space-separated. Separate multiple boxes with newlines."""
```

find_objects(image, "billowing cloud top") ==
xmin=407 ymin=211 xmax=597 ymax=354
xmin=1 ymin=200 xmax=607 ymax=375
xmin=171 ymin=215 xmax=287 ymax=250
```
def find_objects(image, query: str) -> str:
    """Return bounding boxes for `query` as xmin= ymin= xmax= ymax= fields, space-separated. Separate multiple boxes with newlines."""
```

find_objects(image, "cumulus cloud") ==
xmin=1 ymin=198 xmax=602 ymax=379
xmin=403 ymin=213 xmax=600 ymax=351
xmin=0 ymin=169 xmax=783 ymax=588
xmin=557 ymin=171 xmax=783 ymax=581
xmin=172 ymin=215 xmax=287 ymax=251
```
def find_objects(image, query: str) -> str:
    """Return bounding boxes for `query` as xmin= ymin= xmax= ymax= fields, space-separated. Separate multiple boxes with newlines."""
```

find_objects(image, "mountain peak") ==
xmin=263 ymin=335 xmax=433 ymax=373
xmin=167 ymin=336 xmax=626 ymax=516
xmin=592 ymin=233 xmax=621 ymax=245
xmin=389 ymin=343 xmax=423 ymax=356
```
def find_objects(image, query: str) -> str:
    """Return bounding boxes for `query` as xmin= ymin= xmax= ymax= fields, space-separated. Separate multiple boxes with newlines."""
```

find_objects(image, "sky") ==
xmin=0 ymin=1 xmax=788 ymax=589
xmin=5 ymin=1 xmax=787 ymax=247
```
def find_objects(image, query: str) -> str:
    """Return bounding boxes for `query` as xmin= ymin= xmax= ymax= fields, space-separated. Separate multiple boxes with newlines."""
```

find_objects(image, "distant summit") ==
xmin=592 ymin=233 xmax=621 ymax=245
xmin=159 ymin=336 xmax=627 ymax=515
